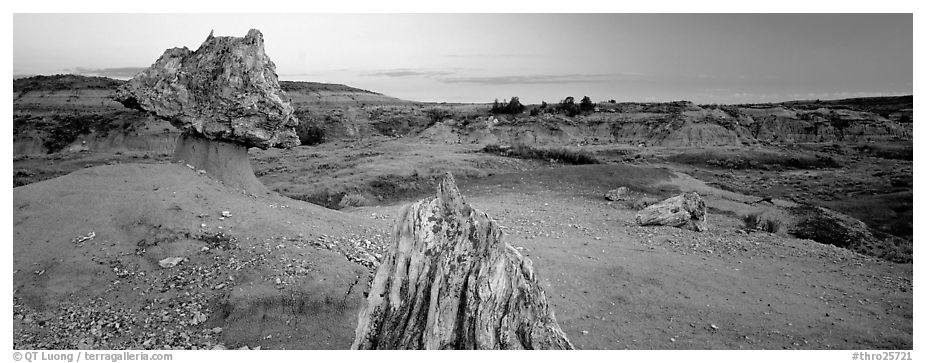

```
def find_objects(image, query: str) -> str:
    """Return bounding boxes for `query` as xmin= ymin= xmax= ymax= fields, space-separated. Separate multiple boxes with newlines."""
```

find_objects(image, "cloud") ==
xmin=439 ymin=73 xmax=642 ymax=85
xmin=365 ymin=69 xmax=455 ymax=78
xmin=71 ymin=66 xmax=147 ymax=79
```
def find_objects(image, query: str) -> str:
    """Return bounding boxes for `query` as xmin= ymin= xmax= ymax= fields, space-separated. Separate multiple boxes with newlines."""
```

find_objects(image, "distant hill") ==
xmin=13 ymin=74 xmax=125 ymax=92
xmin=12 ymin=74 xmax=400 ymax=100
xmin=738 ymin=95 xmax=913 ymax=120
xmin=279 ymin=81 xmax=381 ymax=95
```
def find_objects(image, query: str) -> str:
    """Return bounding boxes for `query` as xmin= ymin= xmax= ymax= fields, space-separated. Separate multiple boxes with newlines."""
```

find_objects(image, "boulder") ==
xmin=605 ymin=187 xmax=631 ymax=201
xmin=113 ymin=29 xmax=299 ymax=149
xmin=635 ymin=192 xmax=707 ymax=231
xmin=352 ymin=173 xmax=573 ymax=350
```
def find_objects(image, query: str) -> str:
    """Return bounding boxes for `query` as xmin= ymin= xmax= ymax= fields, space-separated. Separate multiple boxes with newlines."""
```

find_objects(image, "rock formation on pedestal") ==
xmin=635 ymin=191 xmax=707 ymax=232
xmin=352 ymin=173 xmax=573 ymax=350
xmin=112 ymin=29 xmax=298 ymax=193
xmin=114 ymin=29 xmax=299 ymax=149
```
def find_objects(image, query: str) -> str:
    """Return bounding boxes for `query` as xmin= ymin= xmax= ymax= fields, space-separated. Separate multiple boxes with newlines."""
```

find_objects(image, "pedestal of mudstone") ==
xmin=172 ymin=133 xmax=269 ymax=195
xmin=352 ymin=173 xmax=574 ymax=350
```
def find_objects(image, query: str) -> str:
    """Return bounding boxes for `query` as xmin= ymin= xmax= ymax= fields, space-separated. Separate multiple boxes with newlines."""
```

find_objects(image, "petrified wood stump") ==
xmin=352 ymin=173 xmax=573 ymax=350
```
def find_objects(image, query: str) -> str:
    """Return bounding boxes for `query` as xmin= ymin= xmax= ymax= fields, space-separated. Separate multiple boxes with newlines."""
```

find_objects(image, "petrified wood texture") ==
xmin=353 ymin=173 xmax=573 ymax=350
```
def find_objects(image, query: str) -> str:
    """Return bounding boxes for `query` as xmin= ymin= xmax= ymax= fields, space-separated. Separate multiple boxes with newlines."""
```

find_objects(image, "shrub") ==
xmin=481 ymin=144 xmax=599 ymax=165
xmin=297 ymin=125 xmax=326 ymax=145
xmin=425 ymin=107 xmax=453 ymax=125
xmin=742 ymin=212 xmax=761 ymax=230
xmin=761 ymin=218 xmax=781 ymax=233
xmin=558 ymin=96 xmax=580 ymax=117
xmin=580 ymin=96 xmax=595 ymax=112
xmin=338 ymin=193 xmax=368 ymax=208
xmin=491 ymin=97 xmax=525 ymax=114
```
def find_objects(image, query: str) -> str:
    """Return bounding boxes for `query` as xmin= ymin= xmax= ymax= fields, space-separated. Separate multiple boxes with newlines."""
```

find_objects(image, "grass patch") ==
xmin=482 ymin=144 xmax=600 ymax=165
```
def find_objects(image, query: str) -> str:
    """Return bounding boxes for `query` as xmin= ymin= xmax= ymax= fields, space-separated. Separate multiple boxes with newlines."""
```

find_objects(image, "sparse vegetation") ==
xmin=558 ymin=96 xmax=580 ymax=117
xmin=338 ymin=192 xmax=368 ymax=208
xmin=481 ymin=144 xmax=600 ymax=165
xmin=742 ymin=212 xmax=761 ymax=230
xmin=579 ymin=96 xmax=595 ymax=112
xmin=761 ymin=218 xmax=781 ymax=233
xmin=490 ymin=97 xmax=525 ymax=115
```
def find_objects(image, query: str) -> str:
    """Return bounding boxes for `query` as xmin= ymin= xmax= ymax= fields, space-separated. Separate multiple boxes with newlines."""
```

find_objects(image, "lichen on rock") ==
xmin=113 ymin=29 xmax=299 ymax=149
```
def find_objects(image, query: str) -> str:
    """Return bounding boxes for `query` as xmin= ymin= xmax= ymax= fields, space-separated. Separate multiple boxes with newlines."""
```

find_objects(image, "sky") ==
xmin=13 ymin=13 xmax=913 ymax=104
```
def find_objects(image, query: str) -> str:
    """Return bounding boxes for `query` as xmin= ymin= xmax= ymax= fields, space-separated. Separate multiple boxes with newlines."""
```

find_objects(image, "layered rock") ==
xmin=352 ymin=173 xmax=573 ymax=350
xmin=635 ymin=192 xmax=707 ymax=232
xmin=113 ymin=29 xmax=299 ymax=149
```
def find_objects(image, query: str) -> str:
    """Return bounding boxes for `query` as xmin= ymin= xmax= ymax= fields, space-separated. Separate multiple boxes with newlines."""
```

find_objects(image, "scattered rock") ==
xmin=353 ymin=173 xmax=574 ymax=350
xmin=158 ymin=257 xmax=187 ymax=269
xmin=71 ymin=231 xmax=96 ymax=245
xmin=605 ymin=187 xmax=631 ymax=201
xmin=635 ymin=192 xmax=707 ymax=232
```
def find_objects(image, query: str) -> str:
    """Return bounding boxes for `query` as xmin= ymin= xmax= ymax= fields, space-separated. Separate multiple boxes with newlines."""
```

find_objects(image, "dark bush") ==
xmin=491 ymin=97 xmax=525 ymax=114
xmin=297 ymin=125 xmax=326 ymax=145
xmin=580 ymin=96 xmax=595 ymax=112
xmin=425 ymin=107 xmax=453 ymax=125
xmin=481 ymin=144 xmax=599 ymax=165
xmin=558 ymin=96 xmax=580 ymax=117
xmin=761 ymin=218 xmax=781 ymax=233
xmin=742 ymin=213 xmax=761 ymax=230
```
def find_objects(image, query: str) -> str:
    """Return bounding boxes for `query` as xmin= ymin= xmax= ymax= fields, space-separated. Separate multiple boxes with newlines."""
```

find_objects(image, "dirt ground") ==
xmin=12 ymin=140 xmax=913 ymax=350
xmin=350 ymin=164 xmax=912 ymax=349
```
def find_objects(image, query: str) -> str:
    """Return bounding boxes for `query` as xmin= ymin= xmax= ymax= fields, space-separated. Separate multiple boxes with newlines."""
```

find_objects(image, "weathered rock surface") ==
xmin=635 ymin=192 xmax=707 ymax=231
xmin=787 ymin=204 xmax=908 ymax=261
xmin=352 ymin=173 xmax=573 ymax=350
xmin=605 ymin=187 xmax=631 ymax=201
xmin=172 ymin=133 xmax=269 ymax=194
xmin=113 ymin=29 xmax=299 ymax=149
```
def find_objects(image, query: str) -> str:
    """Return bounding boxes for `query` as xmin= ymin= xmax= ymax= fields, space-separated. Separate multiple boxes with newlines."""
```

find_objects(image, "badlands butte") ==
xmin=13 ymin=33 xmax=912 ymax=350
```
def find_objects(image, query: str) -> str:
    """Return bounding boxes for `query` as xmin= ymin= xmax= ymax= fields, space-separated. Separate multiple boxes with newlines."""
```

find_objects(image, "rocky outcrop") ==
xmin=787 ymin=204 xmax=907 ymax=261
xmin=635 ymin=192 xmax=707 ymax=232
xmin=109 ymin=29 xmax=298 ymax=194
xmin=113 ymin=29 xmax=299 ymax=149
xmin=352 ymin=173 xmax=573 ymax=350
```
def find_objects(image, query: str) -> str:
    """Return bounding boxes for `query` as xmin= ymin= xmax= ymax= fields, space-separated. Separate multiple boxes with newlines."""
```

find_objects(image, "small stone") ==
xmin=211 ymin=344 xmax=226 ymax=350
xmin=221 ymin=211 xmax=232 ymax=218
xmin=158 ymin=257 xmax=186 ymax=269
xmin=581 ymin=330 xmax=589 ymax=335
xmin=211 ymin=327 xmax=223 ymax=334
xmin=710 ymin=324 xmax=719 ymax=330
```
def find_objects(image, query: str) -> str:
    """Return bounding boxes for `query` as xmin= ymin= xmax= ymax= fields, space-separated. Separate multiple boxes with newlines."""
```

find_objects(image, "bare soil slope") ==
xmin=13 ymin=163 xmax=378 ymax=349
